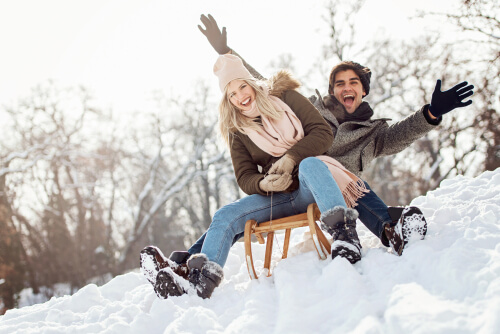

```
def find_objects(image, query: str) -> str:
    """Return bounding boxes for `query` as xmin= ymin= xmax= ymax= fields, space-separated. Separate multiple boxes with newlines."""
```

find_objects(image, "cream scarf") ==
xmin=241 ymin=93 xmax=368 ymax=208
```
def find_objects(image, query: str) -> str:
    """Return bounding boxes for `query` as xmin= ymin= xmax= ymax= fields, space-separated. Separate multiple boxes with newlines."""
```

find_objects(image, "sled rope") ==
xmin=269 ymin=192 xmax=283 ymax=257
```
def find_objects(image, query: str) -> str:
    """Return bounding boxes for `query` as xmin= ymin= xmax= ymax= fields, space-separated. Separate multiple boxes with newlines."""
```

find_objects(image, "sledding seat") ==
xmin=244 ymin=203 xmax=331 ymax=279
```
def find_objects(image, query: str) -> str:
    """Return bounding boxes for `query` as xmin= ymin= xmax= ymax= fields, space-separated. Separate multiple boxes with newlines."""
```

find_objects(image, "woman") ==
xmin=140 ymin=54 xmax=368 ymax=299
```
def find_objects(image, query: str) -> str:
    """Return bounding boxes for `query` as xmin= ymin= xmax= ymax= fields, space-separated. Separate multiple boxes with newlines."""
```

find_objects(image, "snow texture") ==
xmin=1 ymin=169 xmax=500 ymax=334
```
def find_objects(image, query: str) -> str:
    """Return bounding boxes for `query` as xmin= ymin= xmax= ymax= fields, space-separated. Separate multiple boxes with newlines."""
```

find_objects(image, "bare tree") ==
xmin=312 ymin=0 xmax=496 ymax=204
xmin=0 ymin=82 xmax=119 ymax=301
xmin=116 ymin=82 xmax=237 ymax=271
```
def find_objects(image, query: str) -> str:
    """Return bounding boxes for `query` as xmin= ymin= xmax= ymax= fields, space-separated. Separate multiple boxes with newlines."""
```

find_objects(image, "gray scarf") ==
xmin=324 ymin=95 xmax=374 ymax=124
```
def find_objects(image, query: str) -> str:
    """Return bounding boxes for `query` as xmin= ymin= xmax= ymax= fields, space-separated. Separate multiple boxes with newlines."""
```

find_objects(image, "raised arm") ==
xmin=198 ymin=14 xmax=265 ymax=80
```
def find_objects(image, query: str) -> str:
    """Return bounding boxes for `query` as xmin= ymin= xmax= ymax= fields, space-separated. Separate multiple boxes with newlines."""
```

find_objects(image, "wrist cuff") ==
xmin=423 ymin=105 xmax=441 ymax=125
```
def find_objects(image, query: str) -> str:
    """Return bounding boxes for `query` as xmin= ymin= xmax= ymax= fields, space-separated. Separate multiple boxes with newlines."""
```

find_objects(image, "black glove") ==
xmin=429 ymin=79 xmax=474 ymax=118
xmin=198 ymin=14 xmax=230 ymax=55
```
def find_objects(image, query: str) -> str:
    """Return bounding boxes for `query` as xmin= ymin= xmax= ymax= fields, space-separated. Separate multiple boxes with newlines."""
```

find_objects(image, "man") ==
xmin=195 ymin=14 xmax=474 ymax=260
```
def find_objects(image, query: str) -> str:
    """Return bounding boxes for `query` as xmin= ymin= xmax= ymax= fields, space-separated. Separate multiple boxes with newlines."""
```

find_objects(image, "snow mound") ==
xmin=1 ymin=169 xmax=499 ymax=334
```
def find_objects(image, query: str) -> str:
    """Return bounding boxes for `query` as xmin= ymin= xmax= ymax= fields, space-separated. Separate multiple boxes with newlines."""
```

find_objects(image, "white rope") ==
xmin=269 ymin=191 xmax=283 ymax=256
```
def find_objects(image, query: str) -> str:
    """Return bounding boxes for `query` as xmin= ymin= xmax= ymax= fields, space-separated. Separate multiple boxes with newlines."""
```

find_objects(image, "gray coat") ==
xmin=309 ymin=92 xmax=439 ymax=176
xmin=234 ymin=50 xmax=441 ymax=177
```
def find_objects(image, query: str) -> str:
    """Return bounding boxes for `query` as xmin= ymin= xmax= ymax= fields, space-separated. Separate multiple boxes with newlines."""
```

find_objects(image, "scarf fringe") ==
xmin=342 ymin=179 xmax=369 ymax=208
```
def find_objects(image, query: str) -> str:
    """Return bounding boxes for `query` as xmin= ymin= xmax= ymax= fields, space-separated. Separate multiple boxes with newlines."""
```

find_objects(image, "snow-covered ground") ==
xmin=1 ymin=169 xmax=499 ymax=334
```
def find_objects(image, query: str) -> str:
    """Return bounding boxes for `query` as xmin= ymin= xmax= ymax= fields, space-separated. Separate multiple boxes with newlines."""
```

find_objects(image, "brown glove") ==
xmin=259 ymin=173 xmax=293 ymax=193
xmin=198 ymin=14 xmax=231 ymax=55
xmin=268 ymin=154 xmax=297 ymax=175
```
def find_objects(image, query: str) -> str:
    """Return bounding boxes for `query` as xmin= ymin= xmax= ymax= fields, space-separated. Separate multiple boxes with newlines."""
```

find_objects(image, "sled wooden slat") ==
xmin=244 ymin=203 xmax=331 ymax=279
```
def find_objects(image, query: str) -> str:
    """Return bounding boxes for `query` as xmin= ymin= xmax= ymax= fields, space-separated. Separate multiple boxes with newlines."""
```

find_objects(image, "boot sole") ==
xmin=331 ymin=241 xmax=361 ymax=264
xmin=155 ymin=269 xmax=186 ymax=299
xmin=140 ymin=246 xmax=167 ymax=286
xmin=391 ymin=206 xmax=428 ymax=256
xmin=401 ymin=206 xmax=427 ymax=244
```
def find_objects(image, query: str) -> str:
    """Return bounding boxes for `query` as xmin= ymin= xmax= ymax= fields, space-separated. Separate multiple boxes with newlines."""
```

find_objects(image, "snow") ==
xmin=1 ymin=168 xmax=499 ymax=334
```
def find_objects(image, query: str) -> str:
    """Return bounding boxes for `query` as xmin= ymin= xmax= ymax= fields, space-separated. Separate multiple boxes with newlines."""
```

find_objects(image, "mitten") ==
xmin=259 ymin=173 xmax=293 ymax=192
xmin=268 ymin=154 xmax=297 ymax=175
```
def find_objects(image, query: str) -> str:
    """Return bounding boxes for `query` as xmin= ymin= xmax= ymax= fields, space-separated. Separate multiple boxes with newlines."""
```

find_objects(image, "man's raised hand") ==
xmin=429 ymin=80 xmax=474 ymax=118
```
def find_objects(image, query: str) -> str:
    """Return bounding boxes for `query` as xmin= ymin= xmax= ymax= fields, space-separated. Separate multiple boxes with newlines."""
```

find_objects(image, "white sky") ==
xmin=0 ymin=0 xmax=455 ymax=118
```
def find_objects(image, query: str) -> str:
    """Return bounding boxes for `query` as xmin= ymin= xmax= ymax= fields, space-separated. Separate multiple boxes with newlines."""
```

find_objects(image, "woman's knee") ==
xmin=299 ymin=157 xmax=323 ymax=172
xmin=211 ymin=206 xmax=244 ymax=235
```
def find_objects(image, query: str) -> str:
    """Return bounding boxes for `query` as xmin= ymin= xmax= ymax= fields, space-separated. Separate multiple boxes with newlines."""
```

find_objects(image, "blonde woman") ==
xmin=140 ymin=54 xmax=368 ymax=299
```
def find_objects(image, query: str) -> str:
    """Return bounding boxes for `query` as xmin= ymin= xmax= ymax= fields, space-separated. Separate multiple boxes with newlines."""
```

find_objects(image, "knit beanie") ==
xmin=356 ymin=62 xmax=371 ymax=96
xmin=213 ymin=54 xmax=254 ymax=92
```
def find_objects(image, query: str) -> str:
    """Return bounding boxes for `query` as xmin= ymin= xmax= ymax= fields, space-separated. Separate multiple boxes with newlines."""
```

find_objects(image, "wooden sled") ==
xmin=244 ymin=203 xmax=331 ymax=279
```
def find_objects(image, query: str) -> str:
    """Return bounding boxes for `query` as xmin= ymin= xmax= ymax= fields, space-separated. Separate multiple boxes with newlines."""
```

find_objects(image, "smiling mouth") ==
xmin=241 ymin=97 xmax=251 ymax=106
xmin=342 ymin=94 xmax=355 ymax=108
xmin=343 ymin=94 xmax=354 ymax=103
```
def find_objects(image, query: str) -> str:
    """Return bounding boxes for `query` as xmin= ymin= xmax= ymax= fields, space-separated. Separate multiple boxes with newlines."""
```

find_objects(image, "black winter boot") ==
xmin=154 ymin=254 xmax=224 ymax=299
xmin=320 ymin=206 xmax=362 ymax=264
xmin=383 ymin=206 xmax=427 ymax=256
xmin=139 ymin=246 xmax=189 ymax=288
xmin=187 ymin=254 xmax=224 ymax=299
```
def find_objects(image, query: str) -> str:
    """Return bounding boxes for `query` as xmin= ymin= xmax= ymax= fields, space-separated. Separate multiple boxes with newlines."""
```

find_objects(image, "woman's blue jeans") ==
xmin=189 ymin=157 xmax=347 ymax=267
xmin=188 ymin=176 xmax=395 ymax=259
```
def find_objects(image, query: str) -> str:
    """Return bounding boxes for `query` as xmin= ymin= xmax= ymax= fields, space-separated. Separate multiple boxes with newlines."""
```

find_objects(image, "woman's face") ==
xmin=227 ymin=79 xmax=256 ymax=112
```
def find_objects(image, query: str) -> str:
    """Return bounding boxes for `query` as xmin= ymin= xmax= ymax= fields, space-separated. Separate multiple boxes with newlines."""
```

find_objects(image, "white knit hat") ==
xmin=213 ymin=54 xmax=254 ymax=92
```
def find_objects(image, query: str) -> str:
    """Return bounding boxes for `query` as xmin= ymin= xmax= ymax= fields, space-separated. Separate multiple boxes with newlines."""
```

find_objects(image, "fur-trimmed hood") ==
xmin=267 ymin=70 xmax=301 ymax=99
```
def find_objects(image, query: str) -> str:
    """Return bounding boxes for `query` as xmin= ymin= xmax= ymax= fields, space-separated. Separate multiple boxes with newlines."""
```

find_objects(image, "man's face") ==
xmin=332 ymin=69 xmax=366 ymax=114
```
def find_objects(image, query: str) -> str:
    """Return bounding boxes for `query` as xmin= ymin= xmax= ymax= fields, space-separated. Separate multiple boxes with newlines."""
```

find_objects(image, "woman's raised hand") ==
xmin=198 ymin=14 xmax=230 ymax=55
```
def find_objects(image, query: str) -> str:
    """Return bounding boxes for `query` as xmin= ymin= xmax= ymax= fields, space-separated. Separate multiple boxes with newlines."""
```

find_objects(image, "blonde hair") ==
xmin=219 ymin=79 xmax=283 ymax=146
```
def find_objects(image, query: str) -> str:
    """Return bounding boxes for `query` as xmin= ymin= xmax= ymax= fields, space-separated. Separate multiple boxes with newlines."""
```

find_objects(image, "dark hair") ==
xmin=328 ymin=61 xmax=372 ymax=96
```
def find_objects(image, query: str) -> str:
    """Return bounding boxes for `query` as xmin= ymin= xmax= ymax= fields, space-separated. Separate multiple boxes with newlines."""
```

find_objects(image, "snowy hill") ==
xmin=1 ymin=169 xmax=499 ymax=334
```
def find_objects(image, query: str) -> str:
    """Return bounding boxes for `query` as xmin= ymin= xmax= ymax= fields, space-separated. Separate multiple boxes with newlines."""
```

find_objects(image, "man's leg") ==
xmin=355 ymin=181 xmax=393 ymax=246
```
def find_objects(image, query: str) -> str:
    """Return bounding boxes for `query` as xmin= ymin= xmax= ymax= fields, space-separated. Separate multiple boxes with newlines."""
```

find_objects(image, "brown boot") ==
xmin=139 ymin=246 xmax=189 ymax=287
xmin=155 ymin=254 xmax=224 ymax=299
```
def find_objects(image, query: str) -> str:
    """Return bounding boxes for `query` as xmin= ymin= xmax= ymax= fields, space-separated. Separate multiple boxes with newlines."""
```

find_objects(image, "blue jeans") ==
xmin=189 ymin=180 xmax=394 ymax=257
xmin=189 ymin=157 xmax=347 ymax=267
xmin=355 ymin=181 xmax=392 ymax=246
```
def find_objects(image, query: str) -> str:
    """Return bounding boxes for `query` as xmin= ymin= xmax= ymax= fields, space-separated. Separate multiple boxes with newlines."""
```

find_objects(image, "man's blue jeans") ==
xmin=189 ymin=157 xmax=347 ymax=267
xmin=355 ymin=181 xmax=393 ymax=246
